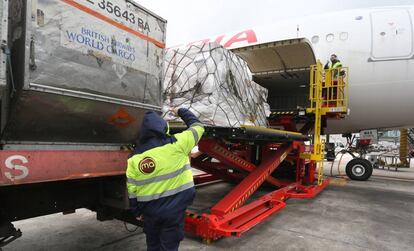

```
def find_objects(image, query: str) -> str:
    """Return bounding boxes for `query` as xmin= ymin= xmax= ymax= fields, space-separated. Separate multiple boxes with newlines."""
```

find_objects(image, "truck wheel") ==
xmin=345 ymin=158 xmax=373 ymax=181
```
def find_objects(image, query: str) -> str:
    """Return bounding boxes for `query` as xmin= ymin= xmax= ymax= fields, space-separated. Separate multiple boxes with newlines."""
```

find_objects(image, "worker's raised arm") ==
xmin=177 ymin=108 xmax=201 ymax=127
xmin=324 ymin=61 xmax=330 ymax=70
xmin=173 ymin=108 xmax=205 ymax=154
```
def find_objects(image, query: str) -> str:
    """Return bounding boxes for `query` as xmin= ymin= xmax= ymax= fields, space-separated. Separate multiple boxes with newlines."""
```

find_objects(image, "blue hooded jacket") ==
xmin=129 ymin=108 xmax=200 ymax=217
xmin=132 ymin=111 xmax=177 ymax=156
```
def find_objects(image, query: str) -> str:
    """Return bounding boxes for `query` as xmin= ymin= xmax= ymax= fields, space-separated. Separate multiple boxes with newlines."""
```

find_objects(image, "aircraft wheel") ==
xmin=345 ymin=158 xmax=373 ymax=181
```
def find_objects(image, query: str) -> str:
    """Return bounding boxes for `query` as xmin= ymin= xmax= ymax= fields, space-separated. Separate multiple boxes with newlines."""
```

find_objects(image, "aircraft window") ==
xmin=340 ymin=32 xmax=349 ymax=41
xmin=326 ymin=33 xmax=334 ymax=42
xmin=311 ymin=35 xmax=319 ymax=44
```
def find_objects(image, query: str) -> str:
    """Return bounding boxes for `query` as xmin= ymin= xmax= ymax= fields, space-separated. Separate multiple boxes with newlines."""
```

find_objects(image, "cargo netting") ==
xmin=163 ymin=43 xmax=270 ymax=127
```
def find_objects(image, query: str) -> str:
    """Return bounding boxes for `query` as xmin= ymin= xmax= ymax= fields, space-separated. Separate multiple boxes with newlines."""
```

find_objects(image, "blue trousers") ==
xmin=143 ymin=210 xmax=186 ymax=251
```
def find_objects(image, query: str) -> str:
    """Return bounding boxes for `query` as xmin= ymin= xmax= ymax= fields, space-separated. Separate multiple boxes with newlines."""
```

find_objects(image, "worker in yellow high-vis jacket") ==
xmin=323 ymin=54 xmax=345 ymax=106
xmin=324 ymin=54 xmax=343 ymax=70
xmin=126 ymin=107 xmax=204 ymax=251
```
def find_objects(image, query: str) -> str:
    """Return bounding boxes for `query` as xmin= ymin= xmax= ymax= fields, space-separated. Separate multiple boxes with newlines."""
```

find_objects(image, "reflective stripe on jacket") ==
xmin=127 ymin=123 xmax=205 ymax=202
xmin=329 ymin=61 xmax=343 ymax=69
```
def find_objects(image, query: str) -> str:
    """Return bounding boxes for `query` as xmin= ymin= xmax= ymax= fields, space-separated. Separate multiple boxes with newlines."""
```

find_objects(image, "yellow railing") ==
xmin=302 ymin=60 xmax=349 ymax=185
xmin=301 ymin=60 xmax=324 ymax=161
xmin=307 ymin=61 xmax=349 ymax=115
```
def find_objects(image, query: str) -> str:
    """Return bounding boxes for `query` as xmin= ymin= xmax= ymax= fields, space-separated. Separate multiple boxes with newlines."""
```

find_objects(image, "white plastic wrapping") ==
xmin=163 ymin=43 xmax=270 ymax=127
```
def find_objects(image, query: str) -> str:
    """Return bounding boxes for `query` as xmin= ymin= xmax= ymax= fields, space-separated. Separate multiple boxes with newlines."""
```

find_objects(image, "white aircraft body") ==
xmin=176 ymin=5 xmax=414 ymax=134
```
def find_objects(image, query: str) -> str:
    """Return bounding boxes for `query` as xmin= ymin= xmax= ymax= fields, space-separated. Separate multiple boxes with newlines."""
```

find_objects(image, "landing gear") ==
xmin=340 ymin=133 xmax=373 ymax=181
xmin=345 ymin=158 xmax=373 ymax=181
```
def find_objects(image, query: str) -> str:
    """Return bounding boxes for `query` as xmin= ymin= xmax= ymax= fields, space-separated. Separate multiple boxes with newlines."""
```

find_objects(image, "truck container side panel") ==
xmin=0 ymin=0 xmax=8 ymax=93
xmin=7 ymin=0 xmax=27 ymax=93
xmin=2 ymin=0 xmax=167 ymax=143
xmin=0 ymin=0 xmax=10 ymax=133
xmin=31 ymin=0 xmax=164 ymax=102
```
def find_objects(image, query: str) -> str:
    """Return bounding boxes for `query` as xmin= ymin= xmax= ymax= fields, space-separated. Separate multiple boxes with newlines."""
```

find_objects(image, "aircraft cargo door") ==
xmin=231 ymin=38 xmax=316 ymax=112
xmin=370 ymin=9 xmax=413 ymax=61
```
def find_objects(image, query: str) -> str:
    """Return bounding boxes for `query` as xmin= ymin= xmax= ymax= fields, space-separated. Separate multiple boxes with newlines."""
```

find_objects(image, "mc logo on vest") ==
xmin=138 ymin=157 xmax=156 ymax=174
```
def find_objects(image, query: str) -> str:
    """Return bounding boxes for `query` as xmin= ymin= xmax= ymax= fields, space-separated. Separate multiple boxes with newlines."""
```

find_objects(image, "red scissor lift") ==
xmin=184 ymin=60 xmax=348 ymax=242
xmin=183 ymin=125 xmax=327 ymax=242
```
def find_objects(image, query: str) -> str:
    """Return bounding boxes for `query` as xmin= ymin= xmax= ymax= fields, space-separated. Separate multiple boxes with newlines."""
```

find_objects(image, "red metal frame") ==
xmin=193 ymin=173 xmax=220 ymax=185
xmin=186 ymin=137 xmax=329 ymax=241
xmin=209 ymin=143 xmax=292 ymax=216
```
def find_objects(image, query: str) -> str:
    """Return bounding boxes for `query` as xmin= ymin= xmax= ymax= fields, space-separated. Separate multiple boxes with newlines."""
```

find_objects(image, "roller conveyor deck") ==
xmin=171 ymin=125 xmax=310 ymax=142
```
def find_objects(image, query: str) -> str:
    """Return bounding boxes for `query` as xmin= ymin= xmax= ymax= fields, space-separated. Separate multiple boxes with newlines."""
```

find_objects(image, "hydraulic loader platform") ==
xmin=182 ymin=60 xmax=349 ymax=242
xmin=184 ymin=125 xmax=329 ymax=241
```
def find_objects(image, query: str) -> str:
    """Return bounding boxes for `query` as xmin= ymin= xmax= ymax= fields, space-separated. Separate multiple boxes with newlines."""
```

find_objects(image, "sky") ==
xmin=137 ymin=0 xmax=414 ymax=46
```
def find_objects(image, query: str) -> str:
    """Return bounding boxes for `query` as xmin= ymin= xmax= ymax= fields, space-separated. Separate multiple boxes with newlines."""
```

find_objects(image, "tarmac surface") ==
xmin=3 ymin=156 xmax=414 ymax=251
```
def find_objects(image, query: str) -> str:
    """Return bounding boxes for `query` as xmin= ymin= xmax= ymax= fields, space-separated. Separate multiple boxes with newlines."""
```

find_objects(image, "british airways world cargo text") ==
xmin=82 ymin=0 xmax=151 ymax=32
xmin=66 ymin=27 xmax=136 ymax=62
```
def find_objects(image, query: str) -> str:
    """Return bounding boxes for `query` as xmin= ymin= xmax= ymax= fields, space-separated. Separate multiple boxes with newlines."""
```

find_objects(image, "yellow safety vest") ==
xmin=329 ymin=61 xmax=343 ymax=69
xmin=126 ymin=123 xmax=205 ymax=202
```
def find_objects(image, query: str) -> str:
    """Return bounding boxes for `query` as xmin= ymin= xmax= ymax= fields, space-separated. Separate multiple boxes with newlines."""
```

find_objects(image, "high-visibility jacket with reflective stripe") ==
xmin=127 ymin=123 xmax=205 ymax=202
xmin=329 ymin=61 xmax=342 ymax=69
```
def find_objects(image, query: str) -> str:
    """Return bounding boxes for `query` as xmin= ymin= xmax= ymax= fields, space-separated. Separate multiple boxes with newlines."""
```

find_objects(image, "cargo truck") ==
xmin=0 ymin=0 xmax=166 ymax=246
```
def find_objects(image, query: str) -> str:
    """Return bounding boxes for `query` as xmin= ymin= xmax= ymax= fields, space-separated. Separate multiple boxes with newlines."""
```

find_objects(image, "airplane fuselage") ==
xmin=176 ymin=6 xmax=414 ymax=134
